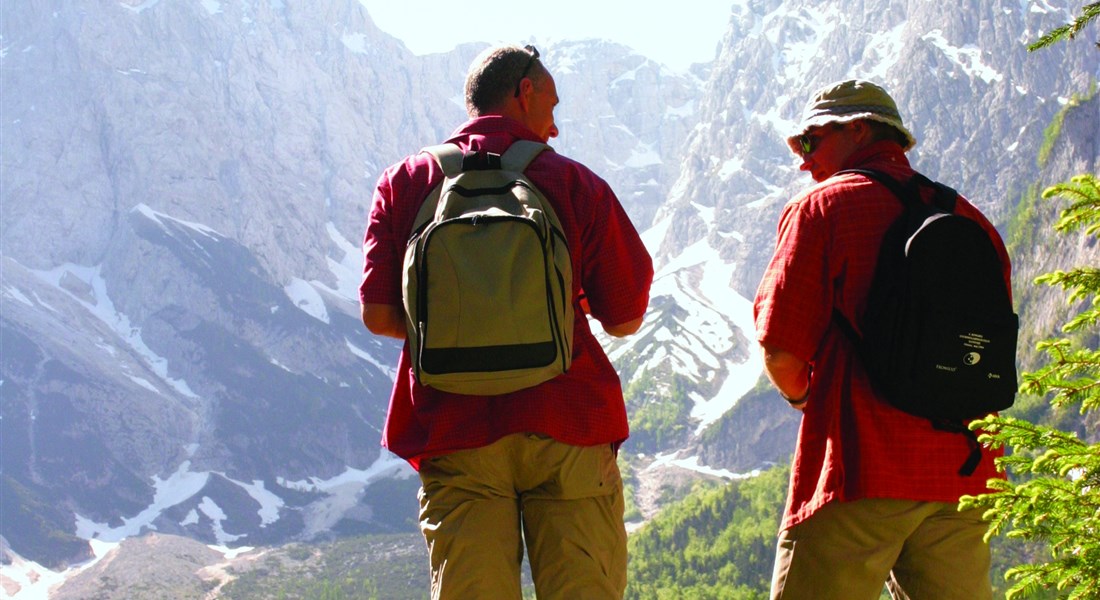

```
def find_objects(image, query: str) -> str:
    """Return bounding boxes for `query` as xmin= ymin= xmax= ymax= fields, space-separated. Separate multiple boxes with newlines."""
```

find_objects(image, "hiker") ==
xmin=753 ymin=79 xmax=1012 ymax=599
xmin=359 ymin=44 xmax=653 ymax=600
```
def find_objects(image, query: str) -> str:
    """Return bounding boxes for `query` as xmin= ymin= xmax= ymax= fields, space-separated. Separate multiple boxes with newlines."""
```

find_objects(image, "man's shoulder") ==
xmin=790 ymin=175 xmax=858 ymax=208
xmin=799 ymin=164 xmax=913 ymax=205
xmin=378 ymin=148 xmax=440 ymax=189
xmin=529 ymin=148 xmax=607 ymax=187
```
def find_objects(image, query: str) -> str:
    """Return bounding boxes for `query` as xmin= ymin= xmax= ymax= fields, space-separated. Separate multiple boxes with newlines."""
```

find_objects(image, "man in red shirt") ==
xmin=754 ymin=80 xmax=1010 ymax=599
xmin=359 ymin=44 xmax=652 ymax=599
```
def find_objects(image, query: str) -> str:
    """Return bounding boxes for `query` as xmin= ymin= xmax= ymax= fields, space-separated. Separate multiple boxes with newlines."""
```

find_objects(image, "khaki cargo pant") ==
xmin=417 ymin=433 xmax=627 ymax=600
xmin=770 ymin=497 xmax=993 ymax=600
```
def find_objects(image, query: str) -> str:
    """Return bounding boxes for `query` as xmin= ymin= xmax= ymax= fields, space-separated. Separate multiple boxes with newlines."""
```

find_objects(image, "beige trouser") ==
xmin=417 ymin=433 xmax=627 ymax=600
xmin=770 ymin=497 xmax=993 ymax=600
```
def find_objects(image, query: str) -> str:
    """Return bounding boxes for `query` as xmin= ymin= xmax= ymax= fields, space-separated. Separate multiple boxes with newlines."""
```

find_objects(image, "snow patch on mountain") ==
xmin=134 ymin=203 xmax=223 ymax=245
xmin=119 ymin=0 xmax=164 ymax=14
xmin=861 ymin=24 xmax=907 ymax=80
xmin=346 ymin=338 xmax=397 ymax=378
xmin=923 ymin=31 xmax=1004 ymax=83
xmin=649 ymin=451 xmax=762 ymax=480
xmin=777 ymin=5 xmax=842 ymax=84
xmin=279 ymin=451 xmax=413 ymax=538
xmin=285 ymin=278 xmax=330 ymax=323
xmin=73 ymin=447 xmax=412 ymax=549
xmin=30 ymin=262 xmax=199 ymax=399
xmin=637 ymin=199 xmax=764 ymax=431
xmin=75 ymin=459 xmax=211 ymax=542
xmin=1 ymin=539 xmax=118 ymax=600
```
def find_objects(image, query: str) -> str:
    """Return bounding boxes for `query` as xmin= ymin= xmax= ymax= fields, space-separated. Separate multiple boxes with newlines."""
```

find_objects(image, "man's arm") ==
xmin=761 ymin=343 xmax=811 ymax=410
xmin=361 ymin=303 xmax=406 ymax=339
xmin=602 ymin=316 xmax=644 ymax=337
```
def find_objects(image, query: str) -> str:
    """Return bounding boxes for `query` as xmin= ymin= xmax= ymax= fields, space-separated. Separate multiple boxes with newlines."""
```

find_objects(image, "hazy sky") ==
xmin=362 ymin=1 xmax=733 ymax=72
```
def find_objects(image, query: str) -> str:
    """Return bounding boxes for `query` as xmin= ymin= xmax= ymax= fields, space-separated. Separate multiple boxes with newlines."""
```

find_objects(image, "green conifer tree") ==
xmin=959 ymin=9 xmax=1100 ymax=598
xmin=960 ymin=177 xmax=1100 ymax=599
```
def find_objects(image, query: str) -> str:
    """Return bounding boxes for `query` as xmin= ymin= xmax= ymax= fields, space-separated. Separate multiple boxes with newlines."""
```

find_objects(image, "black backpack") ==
xmin=833 ymin=169 xmax=1019 ymax=475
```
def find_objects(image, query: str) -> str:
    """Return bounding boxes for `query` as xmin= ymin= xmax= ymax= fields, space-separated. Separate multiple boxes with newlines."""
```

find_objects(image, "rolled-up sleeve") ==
xmin=578 ymin=175 xmax=654 ymax=328
xmin=754 ymin=199 xmax=833 ymax=363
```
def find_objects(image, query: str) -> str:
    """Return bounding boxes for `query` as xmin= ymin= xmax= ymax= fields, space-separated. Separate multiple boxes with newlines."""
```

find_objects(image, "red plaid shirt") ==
xmin=754 ymin=142 xmax=1011 ymax=530
xmin=360 ymin=116 xmax=653 ymax=469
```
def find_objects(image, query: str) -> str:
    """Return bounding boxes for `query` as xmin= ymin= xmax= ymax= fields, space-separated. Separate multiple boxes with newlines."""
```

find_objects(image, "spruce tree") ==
xmin=960 ymin=175 xmax=1100 ymax=599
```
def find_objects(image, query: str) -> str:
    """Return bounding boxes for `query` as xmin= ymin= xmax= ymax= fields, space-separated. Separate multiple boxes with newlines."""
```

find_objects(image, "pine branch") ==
xmin=1028 ymin=2 xmax=1100 ymax=51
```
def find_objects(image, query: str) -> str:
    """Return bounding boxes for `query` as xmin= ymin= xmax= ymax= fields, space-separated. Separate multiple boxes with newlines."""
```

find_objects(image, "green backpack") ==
xmin=401 ymin=140 xmax=574 ymax=395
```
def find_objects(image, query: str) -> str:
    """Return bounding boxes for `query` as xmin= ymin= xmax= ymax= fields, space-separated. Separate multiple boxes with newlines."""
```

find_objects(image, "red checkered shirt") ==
xmin=754 ymin=141 xmax=1011 ymax=530
xmin=360 ymin=116 xmax=653 ymax=469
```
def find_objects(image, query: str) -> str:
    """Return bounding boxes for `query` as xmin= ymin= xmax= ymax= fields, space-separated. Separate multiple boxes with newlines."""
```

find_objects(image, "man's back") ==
xmin=757 ymin=78 xmax=1005 ymax=600
xmin=359 ymin=44 xmax=651 ymax=600
xmin=362 ymin=115 xmax=652 ymax=466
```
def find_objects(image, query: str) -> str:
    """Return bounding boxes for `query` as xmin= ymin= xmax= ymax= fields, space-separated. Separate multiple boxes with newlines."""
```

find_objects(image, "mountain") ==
xmin=608 ymin=0 xmax=1099 ymax=473
xmin=0 ymin=0 xmax=705 ymax=574
xmin=1 ymin=0 xmax=1098 ymax=593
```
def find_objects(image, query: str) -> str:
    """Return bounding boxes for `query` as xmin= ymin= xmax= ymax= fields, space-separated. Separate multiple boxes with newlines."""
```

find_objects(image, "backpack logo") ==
xmin=401 ymin=141 xmax=574 ymax=395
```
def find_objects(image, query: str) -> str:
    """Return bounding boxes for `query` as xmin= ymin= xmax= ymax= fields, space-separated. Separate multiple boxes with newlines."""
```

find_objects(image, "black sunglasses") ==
xmin=513 ymin=45 xmax=540 ymax=98
xmin=797 ymin=123 xmax=847 ymax=155
xmin=797 ymin=134 xmax=815 ymax=155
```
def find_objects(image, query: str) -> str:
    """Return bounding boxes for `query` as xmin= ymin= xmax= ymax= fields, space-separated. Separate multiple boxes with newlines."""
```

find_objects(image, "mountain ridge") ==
xmin=1 ymin=2 xmax=1097 ymax=590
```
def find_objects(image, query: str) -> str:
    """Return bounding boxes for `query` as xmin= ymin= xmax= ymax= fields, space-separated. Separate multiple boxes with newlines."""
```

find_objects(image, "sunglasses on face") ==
xmin=797 ymin=130 xmax=825 ymax=155
xmin=513 ymin=45 xmax=540 ymax=98
xmin=796 ymin=123 xmax=848 ymax=156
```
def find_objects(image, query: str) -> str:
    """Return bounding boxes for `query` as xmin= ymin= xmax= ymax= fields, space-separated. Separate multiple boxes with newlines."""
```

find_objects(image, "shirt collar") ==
xmin=447 ymin=115 xmax=542 ymax=144
xmin=841 ymin=140 xmax=911 ymax=170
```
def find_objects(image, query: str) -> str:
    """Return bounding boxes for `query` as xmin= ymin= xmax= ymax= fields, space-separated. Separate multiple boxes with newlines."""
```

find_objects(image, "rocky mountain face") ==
xmin=607 ymin=0 xmax=1099 ymax=474
xmin=1 ymin=0 xmax=1097 ymax=584
xmin=0 ymin=0 xmax=704 ymax=571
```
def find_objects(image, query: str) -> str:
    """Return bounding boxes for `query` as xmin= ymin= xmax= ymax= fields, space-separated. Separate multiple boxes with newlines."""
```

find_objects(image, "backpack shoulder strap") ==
xmin=836 ymin=168 xmax=917 ymax=205
xmin=410 ymin=144 xmax=464 ymax=236
xmin=420 ymin=143 xmax=464 ymax=177
xmin=501 ymin=140 xmax=551 ymax=172
xmin=422 ymin=141 xmax=550 ymax=174
xmin=830 ymin=169 xmax=921 ymax=348
xmin=501 ymin=141 xmax=567 ymax=233
xmin=837 ymin=168 xmax=958 ymax=212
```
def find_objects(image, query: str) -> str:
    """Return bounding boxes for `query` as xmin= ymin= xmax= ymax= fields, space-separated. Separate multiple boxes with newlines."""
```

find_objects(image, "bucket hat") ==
xmin=786 ymin=79 xmax=916 ymax=153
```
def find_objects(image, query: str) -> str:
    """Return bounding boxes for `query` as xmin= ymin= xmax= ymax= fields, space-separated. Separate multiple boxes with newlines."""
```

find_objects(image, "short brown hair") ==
xmin=465 ymin=45 xmax=544 ymax=116
xmin=864 ymin=119 xmax=910 ymax=147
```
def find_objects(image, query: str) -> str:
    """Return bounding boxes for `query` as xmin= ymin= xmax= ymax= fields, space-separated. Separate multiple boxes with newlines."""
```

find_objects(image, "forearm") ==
xmin=602 ymin=316 xmax=643 ymax=337
xmin=361 ymin=303 xmax=406 ymax=339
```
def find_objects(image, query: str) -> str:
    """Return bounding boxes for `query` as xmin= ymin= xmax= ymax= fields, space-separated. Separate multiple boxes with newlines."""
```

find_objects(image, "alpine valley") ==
xmin=1 ymin=1 xmax=1098 ymax=597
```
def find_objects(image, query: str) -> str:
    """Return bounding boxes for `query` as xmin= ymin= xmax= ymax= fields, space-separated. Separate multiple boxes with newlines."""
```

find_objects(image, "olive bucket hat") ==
xmin=786 ymin=79 xmax=916 ymax=153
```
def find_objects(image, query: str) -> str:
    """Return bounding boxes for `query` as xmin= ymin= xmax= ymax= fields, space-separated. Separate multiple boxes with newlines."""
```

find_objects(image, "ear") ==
xmin=516 ymin=77 xmax=536 ymax=108
xmin=850 ymin=120 xmax=873 ymax=144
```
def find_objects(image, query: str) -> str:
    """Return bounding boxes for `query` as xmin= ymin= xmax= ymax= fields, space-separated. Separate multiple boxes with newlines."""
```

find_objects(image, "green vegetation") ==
xmin=625 ymin=466 xmax=788 ymax=599
xmin=959 ymin=12 xmax=1100 ymax=598
xmin=1027 ymin=3 xmax=1100 ymax=52
xmin=625 ymin=370 xmax=694 ymax=454
xmin=962 ymin=174 xmax=1100 ymax=600
xmin=619 ymin=455 xmax=644 ymax=523
xmin=219 ymin=534 xmax=429 ymax=600
xmin=1037 ymin=87 xmax=1098 ymax=169
xmin=0 ymin=475 xmax=90 ymax=568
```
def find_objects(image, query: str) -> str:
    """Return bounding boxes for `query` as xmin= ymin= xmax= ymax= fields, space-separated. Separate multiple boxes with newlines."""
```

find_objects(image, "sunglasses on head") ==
xmin=513 ymin=45 xmax=540 ymax=98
